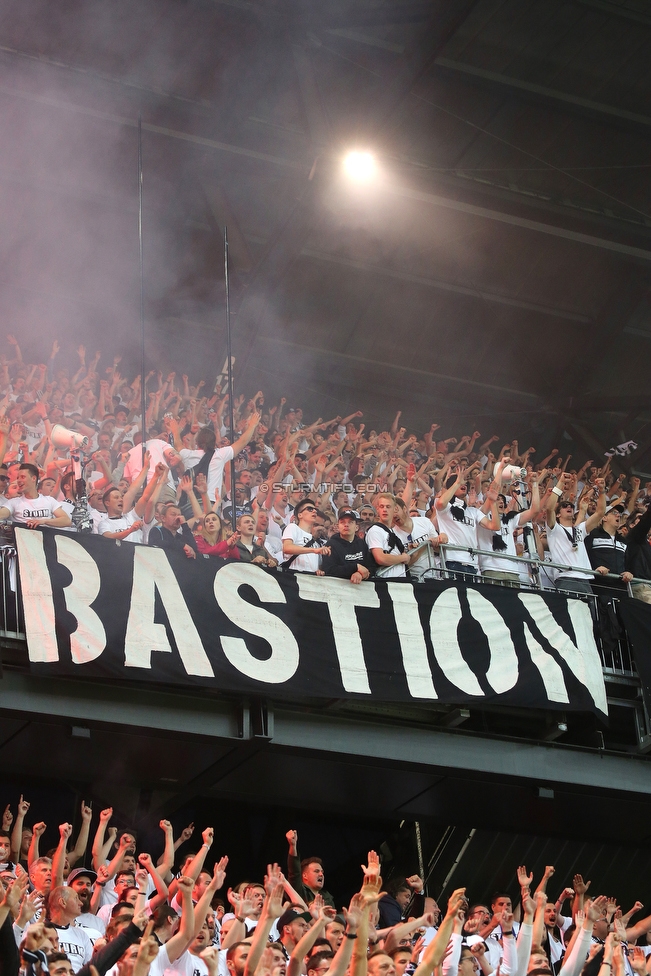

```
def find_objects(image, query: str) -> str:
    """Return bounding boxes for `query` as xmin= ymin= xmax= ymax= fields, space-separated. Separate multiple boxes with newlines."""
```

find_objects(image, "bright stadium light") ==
xmin=343 ymin=151 xmax=376 ymax=181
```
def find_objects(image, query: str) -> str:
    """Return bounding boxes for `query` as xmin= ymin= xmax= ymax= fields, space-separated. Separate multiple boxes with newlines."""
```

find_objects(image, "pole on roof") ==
xmin=138 ymin=114 xmax=147 ymax=469
xmin=225 ymin=226 xmax=237 ymax=534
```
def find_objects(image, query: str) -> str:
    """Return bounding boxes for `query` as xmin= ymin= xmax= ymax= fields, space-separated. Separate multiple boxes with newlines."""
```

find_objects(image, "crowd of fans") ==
xmin=0 ymin=338 xmax=650 ymax=622
xmin=0 ymin=797 xmax=650 ymax=976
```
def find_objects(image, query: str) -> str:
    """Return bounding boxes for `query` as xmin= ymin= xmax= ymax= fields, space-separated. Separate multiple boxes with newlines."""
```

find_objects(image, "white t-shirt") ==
xmin=183 ymin=446 xmax=234 ymax=503
xmin=88 ymin=506 xmax=105 ymax=534
xmin=263 ymin=533 xmax=283 ymax=560
xmin=436 ymin=502 xmax=487 ymax=568
xmin=52 ymin=921 xmax=93 ymax=972
xmin=123 ymin=439 xmax=177 ymax=490
xmin=478 ymin=512 xmax=522 ymax=574
xmin=281 ymin=523 xmax=321 ymax=573
xmin=1 ymin=493 xmax=65 ymax=524
xmin=75 ymin=912 xmax=105 ymax=945
xmin=98 ymin=508 xmax=143 ymax=544
xmin=394 ymin=516 xmax=439 ymax=579
xmin=55 ymin=498 xmax=77 ymax=533
xmin=267 ymin=507 xmax=291 ymax=540
xmin=546 ymin=520 xmax=592 ymax=579
xmin=150 ymin=944 xmax=209 ymax=976
xmin=366 ymin=522 xmax=406 ymax=578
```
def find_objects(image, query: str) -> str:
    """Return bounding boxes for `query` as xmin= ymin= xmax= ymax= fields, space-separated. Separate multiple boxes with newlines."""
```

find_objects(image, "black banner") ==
xmin=15 ymin=528 xmax=607 ymax=715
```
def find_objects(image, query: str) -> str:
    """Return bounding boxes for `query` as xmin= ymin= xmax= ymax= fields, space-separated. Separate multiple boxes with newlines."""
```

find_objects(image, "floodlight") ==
xmin=343 ymin=151 xmax=376 ymax=181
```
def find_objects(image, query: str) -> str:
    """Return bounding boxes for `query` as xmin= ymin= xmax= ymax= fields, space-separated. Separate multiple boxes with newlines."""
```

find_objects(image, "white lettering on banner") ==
xmin=125 ymin=547 xmax=213 ymax=676
xmin=295 ymin=575 xmax=378 ymax=694
xmin=386 ymin=583 xmax=438 ymax=699
xmin=523 ymin=621 xmax=570 ymax=704
xmin=466 ymin=589 xmax=518 ymax=694
xmin=54 ymin=535 xmax=106 ymax=664
xmin=428 ymin=587 xmax=484 ymax=695
xmin=214 ymin=563 xmax=299 ymax=683
xmin=518 ymin=593 xmax=606 ymax=713
xmin=15 ymin=528 xmax=58 ymax=663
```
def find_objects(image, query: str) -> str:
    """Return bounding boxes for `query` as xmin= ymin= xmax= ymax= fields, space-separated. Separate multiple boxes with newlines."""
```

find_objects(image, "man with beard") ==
xmin=66 ymin=868 xmax=106 ymax=944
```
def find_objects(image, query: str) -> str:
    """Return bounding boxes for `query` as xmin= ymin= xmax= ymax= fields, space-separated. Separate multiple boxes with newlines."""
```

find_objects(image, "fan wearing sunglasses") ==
xmin=281 ymin=498 xmax=331 ymax=575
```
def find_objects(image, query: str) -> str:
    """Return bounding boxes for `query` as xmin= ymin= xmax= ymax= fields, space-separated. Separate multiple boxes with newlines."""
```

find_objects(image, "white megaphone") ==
xmin=51 ymin=424 xmax=89 ymax=452
xmin=493 ymin=460 xmax=527 ymax=482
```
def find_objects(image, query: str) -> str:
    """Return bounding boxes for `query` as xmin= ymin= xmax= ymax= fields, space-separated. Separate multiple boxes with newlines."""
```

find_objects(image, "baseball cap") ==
xmin=278 ymin=908 xmax=312 ymax=932
xmin=338 ymin=508 xmax=359 ymax=521
xmin=605 ymin=504 xmax=625 ymax=514
xmin=67 ymin=867 xmax=98 ymax=884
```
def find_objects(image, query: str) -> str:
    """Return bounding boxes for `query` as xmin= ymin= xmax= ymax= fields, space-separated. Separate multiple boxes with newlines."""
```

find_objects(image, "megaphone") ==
xmin=493 ymin=461 xmax=527 ymax=482
xmin=51 ymin=424 xmax=89 ymax=451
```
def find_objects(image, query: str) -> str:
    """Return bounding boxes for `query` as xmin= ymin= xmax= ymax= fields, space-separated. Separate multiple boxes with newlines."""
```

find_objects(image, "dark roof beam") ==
xmin=433 ymin=57 xmax=651 ymax=136
xmin=300 ymin=247 xmax=593 ymax=324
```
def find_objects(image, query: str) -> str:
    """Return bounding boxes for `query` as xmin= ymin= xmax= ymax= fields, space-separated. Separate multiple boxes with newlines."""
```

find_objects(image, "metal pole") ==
xmin=415 ymin=821 xmax=425 ymax=888
xmin=138 ymin=115 xmax=147 ymax=468
xmin=224 ymin=227 xmax=237 ymax=534
xmin=437 ymin=828 xmax=476 ymax=903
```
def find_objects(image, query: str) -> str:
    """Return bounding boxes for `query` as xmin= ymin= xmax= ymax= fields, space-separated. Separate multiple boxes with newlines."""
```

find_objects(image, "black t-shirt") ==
xmin=321 ymin=533 xmax=373 ymax=579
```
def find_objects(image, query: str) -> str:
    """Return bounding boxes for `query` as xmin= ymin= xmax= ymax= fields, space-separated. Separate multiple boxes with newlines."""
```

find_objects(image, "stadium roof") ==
xmin=1 ymin=0 xmax=650 ymax=463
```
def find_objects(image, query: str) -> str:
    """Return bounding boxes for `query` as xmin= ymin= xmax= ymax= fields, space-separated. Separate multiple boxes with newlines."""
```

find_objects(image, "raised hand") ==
xmin=180 ymin=823 xmax=195 ymax=842
xmin=136 ymin=926 xmax=160 ymax=967
xmin=199 ymin=946 xmax=219 ymax=975
xmin=343 ymin=894 xmax=364 ymax=931
xmin=99 ymin=807 xmax=113 ymax=824
xmin=132 ymin=910 xmax=149 ymax=931
xmin=500 ymin=910 xmax=514 ymax=935
xmin=361 ymin=850 xmax=381 ymax=887
xmin=630 ymin=947 xmax=646 ymax=976
xmin=33 ymin=822 xmax=47 ymax=838
xmin=80 ymin=801 xmax=93 ymax=823
xmin=18 ymin=793 xmax=30 ymax=817
xmin=202 ymin=827 xmax=214 ymax=847
xmin=138 ymin=852 xmax=153 ymax=870
xmin=573 ymin=874 xmax=591 ymax=896
xmin=517 ymin=865 xmax=533 ymax=888
xmin=267 ymin=881 xmax=285 ymax=920
xmin=24 ymin=922 xmax=49 ymax=952
xmin=310 ymin=893 xmax=324 ymax=920
xmin=18 ymin=888 xmax=43 ymax=925
xmin=2 ymin=805 xmax=12 ymax=831
xmin=59 ymin=823 xmax=73 ymax=842
xmin=406 ymin=875 xmax=424 ymax=891
xmin=586 ymin=895 xmax=608 ymax=923
xmin=446 ymin=888 xmax=467 ymax=919
xmin=135 ymin=868 xmax=149 ymax=888
xmin=96 ymin=864 xmax=110 ymax=885
xmin=176 ymin=876 xmax=194 ymax=896
xmin=213 ymin=855 xmax=228 ymax=890
xmin=264 ymin=862 xmax=284 ymax=895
